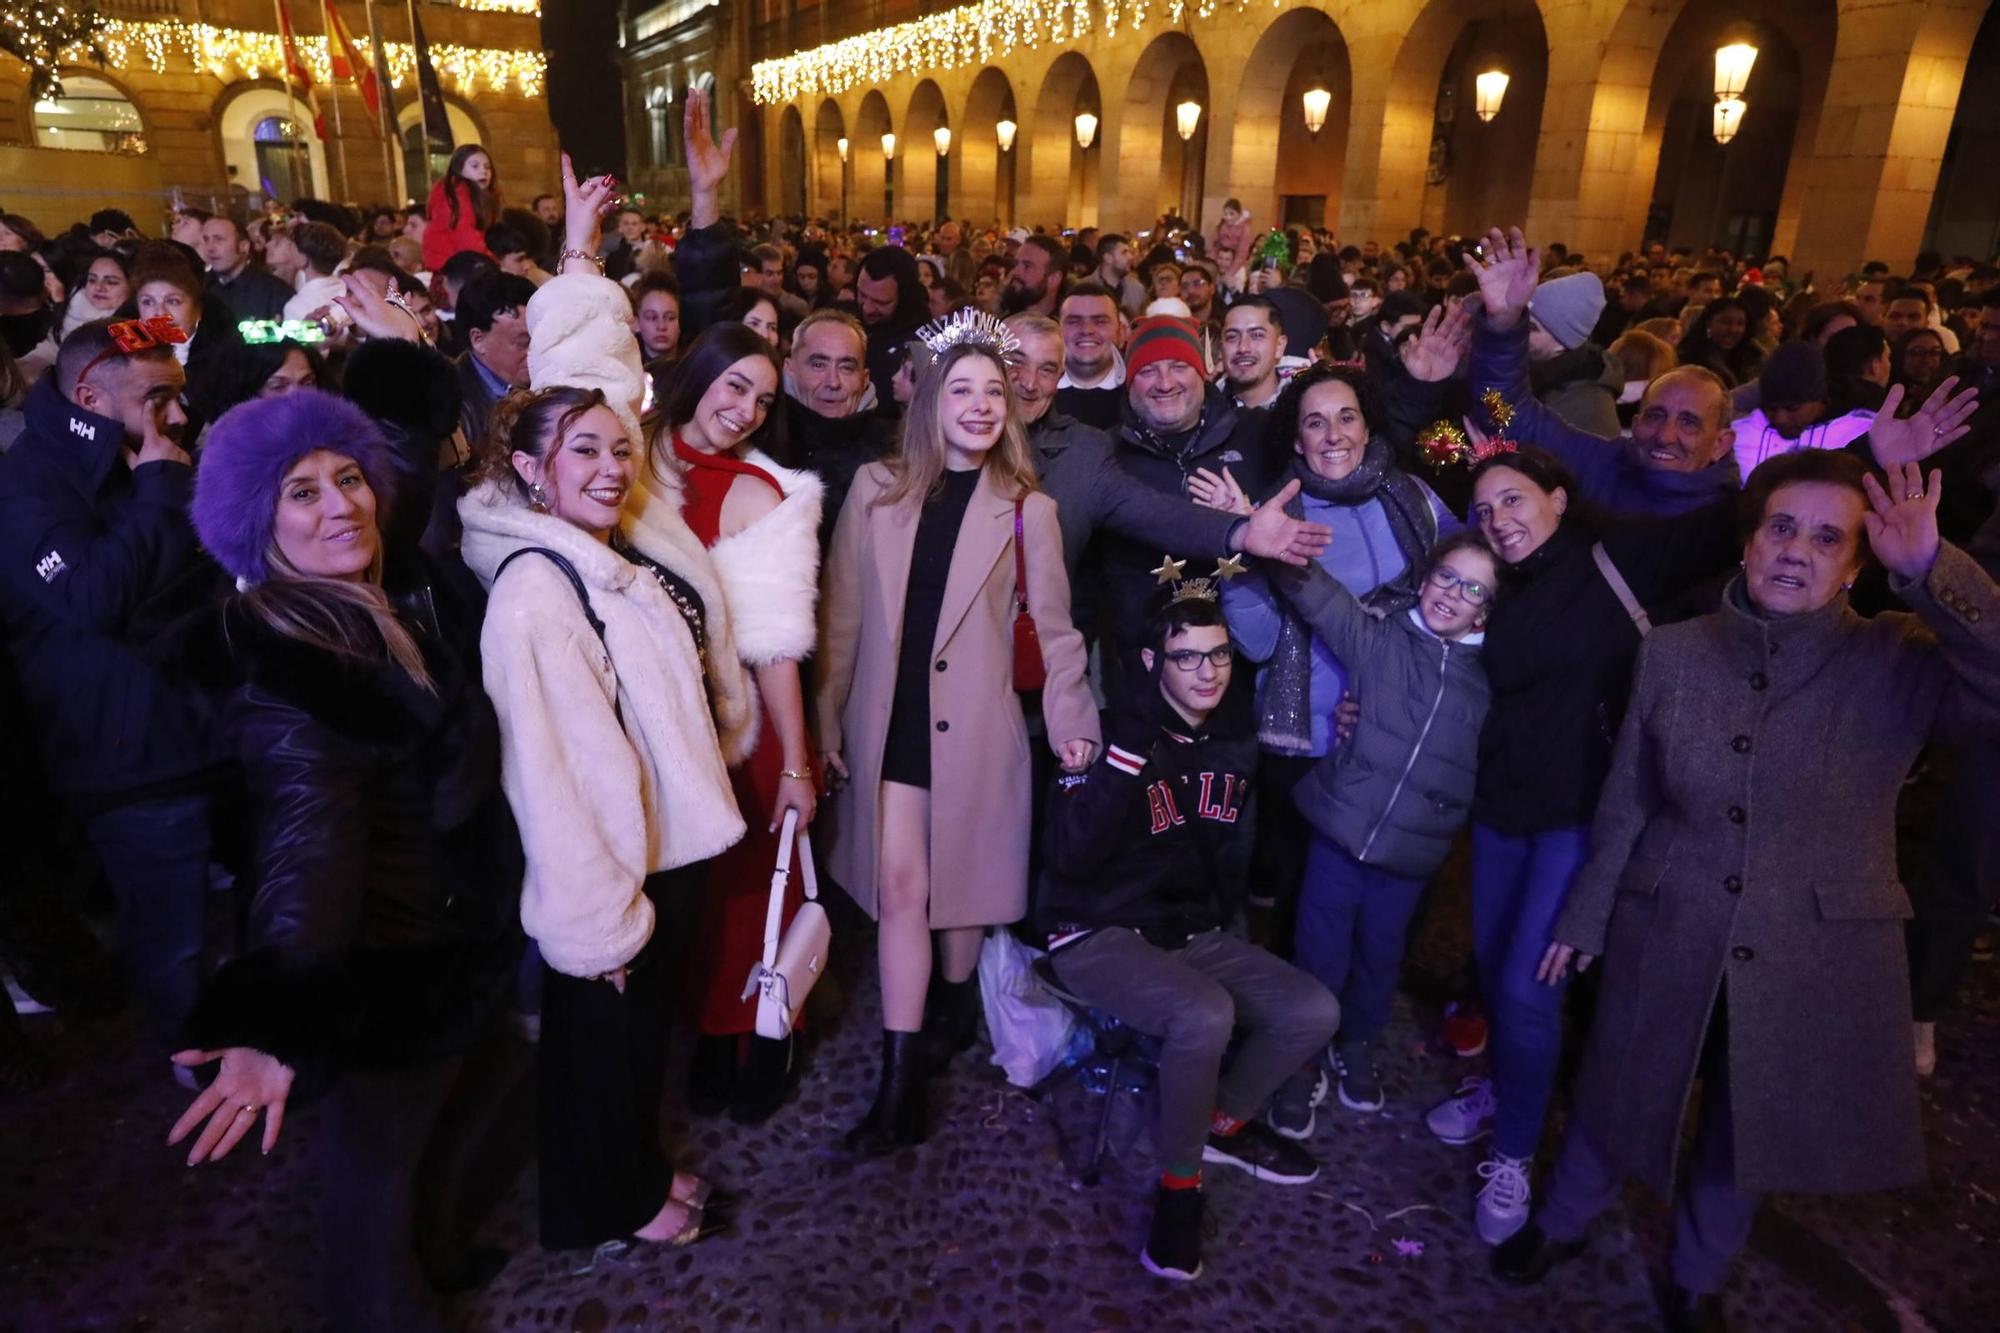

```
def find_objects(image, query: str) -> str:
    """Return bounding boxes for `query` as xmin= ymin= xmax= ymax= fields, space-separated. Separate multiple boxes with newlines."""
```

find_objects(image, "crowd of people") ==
xmin=2 ymin=84 xmax=1998 ymax=1331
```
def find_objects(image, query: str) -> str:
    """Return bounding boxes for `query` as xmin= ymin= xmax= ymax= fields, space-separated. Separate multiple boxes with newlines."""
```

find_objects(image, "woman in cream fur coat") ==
xmin=629 ymin=320 xmax=825 ymax=1124
xmin=457 ymin=163 xmax=744 ymax=1253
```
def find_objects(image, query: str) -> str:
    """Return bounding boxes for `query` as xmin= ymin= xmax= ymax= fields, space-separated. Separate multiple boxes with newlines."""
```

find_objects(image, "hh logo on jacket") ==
xmin=1147 ymin=773 xmax=1245 ymax=834
xmin=35 ymin=550 xmax=67 ymax=583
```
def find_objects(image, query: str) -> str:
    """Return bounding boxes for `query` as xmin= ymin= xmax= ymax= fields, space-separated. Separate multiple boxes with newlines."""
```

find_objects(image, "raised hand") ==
xmin=1862 ymin=461 xmax=1943 ymax=582
xmin=1402 ymin=302 xmax=1472 ymax=382
xmin=558 ymin=151 xmax=618 ymax=269
xmin=1866 ymin=376 xmax=1980 ymax=468
xmin=684 ymin=87 xmax=737 ymax=230
xmin=334 ymin=272 xmax=422 ymax=342
xmin=1462 ymin=226 xmax=1539 ymax=331
xmin=1189 ymin=466 xmax=1252 ymax=516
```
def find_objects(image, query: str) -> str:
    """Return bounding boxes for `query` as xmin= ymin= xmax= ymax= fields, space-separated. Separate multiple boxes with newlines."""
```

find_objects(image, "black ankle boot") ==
xmin=686 ymin=1034 xmax=737 ymax=1117
xmin=920 ymin=974 xmax=981 ymax=1073
xmin=728 ymin=1033 xmax=794 ymax=1125
xmin=845 ymin=1029 xmax=927 ymax=1155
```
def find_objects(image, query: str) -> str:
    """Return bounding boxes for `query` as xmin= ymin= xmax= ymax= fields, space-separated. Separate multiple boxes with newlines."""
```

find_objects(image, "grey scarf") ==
xmin=1259 ymin=438 xmax=1439 ymax=755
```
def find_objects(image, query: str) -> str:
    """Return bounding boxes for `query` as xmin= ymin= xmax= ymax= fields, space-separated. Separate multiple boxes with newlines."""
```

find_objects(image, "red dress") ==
xmin=674 ymin=436 xmax=809 ymax=1036
xmin=422 ymin=178 xmax=493 ymax=274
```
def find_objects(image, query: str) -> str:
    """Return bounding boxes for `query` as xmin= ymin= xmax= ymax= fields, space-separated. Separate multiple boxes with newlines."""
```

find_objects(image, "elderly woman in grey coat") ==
xmin=1491 ymin=449 xmax=2000 ymax=1331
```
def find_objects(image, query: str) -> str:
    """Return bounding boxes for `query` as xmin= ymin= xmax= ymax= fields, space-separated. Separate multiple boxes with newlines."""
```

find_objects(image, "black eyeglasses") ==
xmin=1164 ymin=646 xmax=1234 ymax=672
xmin=1427 ymin=566 xmax=1492 ymax=606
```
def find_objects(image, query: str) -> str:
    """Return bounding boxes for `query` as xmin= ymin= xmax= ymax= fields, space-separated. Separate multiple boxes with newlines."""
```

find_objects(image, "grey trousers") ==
xmin=1537 ymin=1054 xmax=1760 ymax=1295
xmin=1051 ymin=927 xmax=1340 ymax=1169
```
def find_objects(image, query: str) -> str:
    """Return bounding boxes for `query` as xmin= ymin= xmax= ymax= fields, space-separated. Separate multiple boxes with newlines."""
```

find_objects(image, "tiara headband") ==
xmin=1418 ymin=389 xmax=1521 ymax=471
xmin=916 ymin=307 xmax=1020 ymax=360
xmin=75 ymin=316 xmax=190 ymax=392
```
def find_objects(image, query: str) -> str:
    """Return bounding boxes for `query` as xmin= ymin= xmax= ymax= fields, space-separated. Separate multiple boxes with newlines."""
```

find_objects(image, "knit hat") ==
xmin=1528 ymin=271 xmax=1606 ymax=350
xmin=1757 ymin=339 xmax=1828 ymax=408
xmin=1126 ymin=316 xmax=1207 ymax=378
xmin=193 ymin=388 xmax=397 ymax=585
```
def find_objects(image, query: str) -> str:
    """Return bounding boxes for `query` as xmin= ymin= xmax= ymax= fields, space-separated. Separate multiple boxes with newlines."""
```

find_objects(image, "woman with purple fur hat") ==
xmin=168 ymin=385 xmax=524 ymax=1331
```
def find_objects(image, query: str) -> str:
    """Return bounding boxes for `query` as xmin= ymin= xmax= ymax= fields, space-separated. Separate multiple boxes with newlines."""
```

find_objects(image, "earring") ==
xmin=528 ymin=482 xmax=551 ymax=513
xmin=1842 ymin=581 xmax=1854 ymax=591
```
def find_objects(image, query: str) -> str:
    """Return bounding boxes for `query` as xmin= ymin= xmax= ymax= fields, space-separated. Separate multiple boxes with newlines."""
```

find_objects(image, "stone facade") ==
xmin=616 ymin=0 xmax=757 ymax=218
xmin=0 ymin=0 xmax=556 ymax=231
xmin=744 ymin=0 xmax=1996 ymax=277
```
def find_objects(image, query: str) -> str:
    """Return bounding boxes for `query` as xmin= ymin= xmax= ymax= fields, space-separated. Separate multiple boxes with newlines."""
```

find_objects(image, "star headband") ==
xmin=1152 ymin=551 xmax=1247 ymax=606
xmin=916 ymin=307 xmax=1020 ymax=360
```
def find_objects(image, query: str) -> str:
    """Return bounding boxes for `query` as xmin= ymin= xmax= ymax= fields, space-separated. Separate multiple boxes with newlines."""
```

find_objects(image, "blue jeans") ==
xmin=1293 ymin=832 xmax=1427 ymax=1044
xmin=81 ymin=792 xmax=218 ymax=1044
xmin=1470 ymin=822 xmax=1592 ymax=1159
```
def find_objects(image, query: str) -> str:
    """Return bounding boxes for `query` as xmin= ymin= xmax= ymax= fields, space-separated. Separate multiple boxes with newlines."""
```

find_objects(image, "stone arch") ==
xmin=1925 ymin=0 xmax=2000 ymax=258
xmin=217 ymin=82 xmax=332 ymax=202
xmin=812 ymin=98 xmax=846 ymax=219
xmin=903 ymin=79 xmax=948 ymax=223
xmin=1220 ymin=7 xmax=1353 ymax=232
xmin=778 ymin=106 xmax=808 ymax=217
xmin=28 ymin=67 xmax=148 ymax=151
xmin=1027 ymin=51 xmax=1102 ymax=230
xmin=1431 ymin=2 xmax=1550 ymax=236
xmin=1111 ymin=31 xmax=1208 ymax=231
xmin=1341 ymin=0 xmax=1552 ymax=241
xmin=1628 ymin=0 xmax=1836 ymax=258
xmin=855 ymin=89 xmax=893 ymax=222
xmin=959 ymin=67 xmax=1020 ymax=226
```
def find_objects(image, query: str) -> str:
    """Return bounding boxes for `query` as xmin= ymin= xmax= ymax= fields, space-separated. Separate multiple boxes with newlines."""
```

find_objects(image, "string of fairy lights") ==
xmin=3 ymin=6 xmax=546 ymax=102
xmin=751 ymin=0 xmax=1283 ymax=105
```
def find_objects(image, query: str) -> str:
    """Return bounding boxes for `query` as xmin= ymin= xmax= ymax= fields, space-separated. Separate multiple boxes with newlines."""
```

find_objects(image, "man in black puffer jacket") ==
xmin=1037 ymin=593 xmax=1339 ymax=1284
xmin=0 ymin=319 xmax=228 ymax=1049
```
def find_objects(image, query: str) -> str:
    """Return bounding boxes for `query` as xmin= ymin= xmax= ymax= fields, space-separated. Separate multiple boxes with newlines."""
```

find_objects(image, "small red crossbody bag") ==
xmin=1011 ymin=496 xmax=1047 ymax=691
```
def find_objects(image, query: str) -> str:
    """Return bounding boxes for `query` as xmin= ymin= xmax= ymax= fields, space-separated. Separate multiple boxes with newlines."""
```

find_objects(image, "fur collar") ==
xmin=457 ymin=479 xmax=643 ymax=594
xmin=177 ymin=599 xmax=446 ymax=747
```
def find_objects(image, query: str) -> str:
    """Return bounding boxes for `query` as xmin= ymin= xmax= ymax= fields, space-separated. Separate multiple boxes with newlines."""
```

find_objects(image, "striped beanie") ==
xmin=1126 ymin=315 xmax=1207 ymax=378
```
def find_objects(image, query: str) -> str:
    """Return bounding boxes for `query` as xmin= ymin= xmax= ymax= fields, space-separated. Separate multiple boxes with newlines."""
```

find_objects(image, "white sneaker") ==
xmin=1424 ymin=1076 xmax=1496 ymax=1144
xmin=1475 ymin=1151 xmax=1533 ymax=1245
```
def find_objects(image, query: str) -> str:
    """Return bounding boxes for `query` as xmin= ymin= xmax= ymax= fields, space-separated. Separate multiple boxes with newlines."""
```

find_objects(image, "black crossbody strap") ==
xmin=497 ymin=546 xmax=621 ymax=724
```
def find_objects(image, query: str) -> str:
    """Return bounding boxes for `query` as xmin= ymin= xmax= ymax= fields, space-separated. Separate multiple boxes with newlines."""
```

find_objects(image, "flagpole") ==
xmin=323 ymin=5 xmax=352 ymax=203
xmin=366 ymin=0 xmax=399 ymax=202
xmin=271 ymin=0 xmax=302 ymax=200
xmin=407 ymin=0 xmax=433 ymax=194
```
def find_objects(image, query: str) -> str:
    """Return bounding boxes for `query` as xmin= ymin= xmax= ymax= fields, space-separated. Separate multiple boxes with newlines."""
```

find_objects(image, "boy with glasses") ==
xmin=1036 ymin=583 xmax=1340 ymax=1282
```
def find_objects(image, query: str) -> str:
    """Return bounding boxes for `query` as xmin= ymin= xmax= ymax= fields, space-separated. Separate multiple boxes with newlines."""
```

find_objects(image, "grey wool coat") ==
xmin=1271 ymin=561 xmax=1490 ymax=880
xmin=1555 ymin=544 xmax=2000 ymax=1197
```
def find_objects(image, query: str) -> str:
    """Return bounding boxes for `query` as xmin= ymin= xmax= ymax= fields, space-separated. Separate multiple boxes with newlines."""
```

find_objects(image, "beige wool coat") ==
xmin=816 ymin=462 xmax=1100 ymax=928
xmin=1556 ymin=546 xmax=2000 ymax=1197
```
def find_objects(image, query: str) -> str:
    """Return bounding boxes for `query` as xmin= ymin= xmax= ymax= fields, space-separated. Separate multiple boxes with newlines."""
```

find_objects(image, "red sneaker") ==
xmin=1439 ymin=1001 xmax=1489 ymax=1059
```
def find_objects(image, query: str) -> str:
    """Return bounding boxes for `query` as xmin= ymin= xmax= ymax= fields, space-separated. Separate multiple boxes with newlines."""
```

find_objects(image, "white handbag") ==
xmin=741 ymin=810 xmax=832 ymax=1040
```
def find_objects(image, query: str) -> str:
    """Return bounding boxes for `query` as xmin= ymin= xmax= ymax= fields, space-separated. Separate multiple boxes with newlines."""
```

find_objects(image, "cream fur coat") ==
xmin=459 ymin=480 xmax=746 ymax=977
xmin=623 ymin=447 xmax=824 ymax=693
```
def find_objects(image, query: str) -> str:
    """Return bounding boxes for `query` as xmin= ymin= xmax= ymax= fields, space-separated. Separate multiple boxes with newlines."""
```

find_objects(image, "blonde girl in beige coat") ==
xmin=818 ymin=327 xmax=1101 ymax=1154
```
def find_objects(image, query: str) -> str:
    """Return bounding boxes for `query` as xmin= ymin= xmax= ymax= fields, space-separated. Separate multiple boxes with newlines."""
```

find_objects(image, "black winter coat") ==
xmin=781 ymin=394 xmax=896 ymax=552
xmin=1475 ymin=509 xmax=1737 ymax=834
xmin=180 ymin=571 xmax=522 ymax=1080
xmin=0 ymin=378 xmax=227 ymax=809
xmin=1038 ymin=715 xmax=1258 ymax=947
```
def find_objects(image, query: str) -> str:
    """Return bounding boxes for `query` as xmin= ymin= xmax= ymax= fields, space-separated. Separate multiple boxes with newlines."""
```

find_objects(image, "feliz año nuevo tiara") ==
xmin=916 ymin=308 xmax=1021 ymax=360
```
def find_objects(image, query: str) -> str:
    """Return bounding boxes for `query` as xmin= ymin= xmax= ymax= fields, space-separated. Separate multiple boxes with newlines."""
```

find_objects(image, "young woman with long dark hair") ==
xmin=626 ymin=321 xmax=823 ymax=1123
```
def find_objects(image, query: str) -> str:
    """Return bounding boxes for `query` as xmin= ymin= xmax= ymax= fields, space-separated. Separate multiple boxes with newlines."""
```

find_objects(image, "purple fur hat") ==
xmin=193 ymin=388 xmax=397 ymax=585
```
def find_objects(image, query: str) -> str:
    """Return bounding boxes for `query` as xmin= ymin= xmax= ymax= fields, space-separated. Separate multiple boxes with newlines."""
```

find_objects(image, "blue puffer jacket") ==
xmin=1224 ymin=473 xmax=1457 ymax=755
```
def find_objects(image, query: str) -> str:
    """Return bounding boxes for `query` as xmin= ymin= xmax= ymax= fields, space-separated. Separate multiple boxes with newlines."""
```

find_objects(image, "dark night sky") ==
xmin=541 ymin=0 xmax=627 ymax=177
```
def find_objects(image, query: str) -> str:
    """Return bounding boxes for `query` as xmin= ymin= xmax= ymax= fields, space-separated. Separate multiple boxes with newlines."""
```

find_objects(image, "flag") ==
xmin=274 ymin=0 xmax=326 ymax=141
xmin=323 ymin=0 xmax=380 ymax=132
xmin=365 ymin=0 xmax=398 ymax=133
xmin=409 ymin=1 xmax=454 ymax=152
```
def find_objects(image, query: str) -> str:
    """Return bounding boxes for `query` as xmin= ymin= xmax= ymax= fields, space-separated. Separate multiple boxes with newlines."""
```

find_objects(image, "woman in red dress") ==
xmin=623 ymin=322 xmax=823 ymax=1122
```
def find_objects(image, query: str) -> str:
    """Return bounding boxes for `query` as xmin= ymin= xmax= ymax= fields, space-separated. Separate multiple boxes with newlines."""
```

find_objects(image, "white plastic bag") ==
xmin=978 ymin=930 xmax=1077 ymax=1088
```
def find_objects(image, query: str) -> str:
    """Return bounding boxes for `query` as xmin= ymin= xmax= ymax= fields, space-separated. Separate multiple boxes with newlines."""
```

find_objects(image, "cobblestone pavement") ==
xmin=4 ymin=886 xmax=1996 ymax=1333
